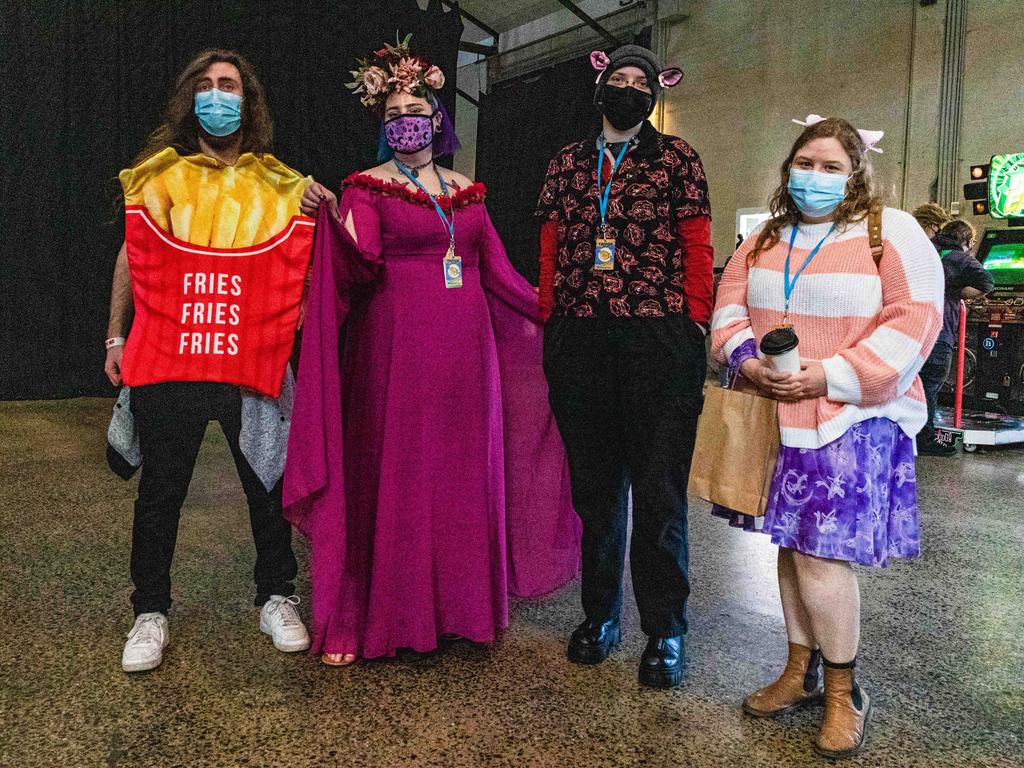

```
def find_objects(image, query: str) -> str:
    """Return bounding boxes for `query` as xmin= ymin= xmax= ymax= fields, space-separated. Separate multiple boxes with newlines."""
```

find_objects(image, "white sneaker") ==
xmin=260 ymin=595 xmax=310 ymax=652
xmin=122 ymin=612 xmax=169 ymax=673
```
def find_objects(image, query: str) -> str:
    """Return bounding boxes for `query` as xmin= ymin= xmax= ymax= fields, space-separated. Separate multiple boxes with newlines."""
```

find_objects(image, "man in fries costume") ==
xmin=104 ymin=49 xmax=338 ymax=673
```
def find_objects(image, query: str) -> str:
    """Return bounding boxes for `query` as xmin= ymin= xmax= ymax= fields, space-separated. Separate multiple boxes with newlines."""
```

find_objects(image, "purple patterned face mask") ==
xmin=383 ymin=113 xmax=436 ymax=154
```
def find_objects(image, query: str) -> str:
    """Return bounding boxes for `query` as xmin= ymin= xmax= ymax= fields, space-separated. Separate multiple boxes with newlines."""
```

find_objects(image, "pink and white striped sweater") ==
xmin=711 ymin=208 xmax=944 ymax=449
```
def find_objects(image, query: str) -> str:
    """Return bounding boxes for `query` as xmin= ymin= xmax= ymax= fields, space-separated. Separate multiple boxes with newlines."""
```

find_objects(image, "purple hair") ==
xmin=377 ymin=92 xmax=461 ymax=162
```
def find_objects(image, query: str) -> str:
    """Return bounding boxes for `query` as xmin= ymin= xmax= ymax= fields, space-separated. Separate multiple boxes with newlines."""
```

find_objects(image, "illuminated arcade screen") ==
xmin=988 ymin=152 xmax=1024 ymax=219
xmin=980 ymin=229 xmax=1024 ymax=286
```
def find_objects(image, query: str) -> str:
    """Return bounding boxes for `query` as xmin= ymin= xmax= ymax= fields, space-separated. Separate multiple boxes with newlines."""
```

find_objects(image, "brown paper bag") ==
xmin=687 ymin=383 xmax=780 ymax=516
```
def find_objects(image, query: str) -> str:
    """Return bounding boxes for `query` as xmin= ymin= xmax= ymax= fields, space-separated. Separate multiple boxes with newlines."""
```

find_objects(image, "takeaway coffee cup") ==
xmin=760 ymin=327 xmax=801 ymax=374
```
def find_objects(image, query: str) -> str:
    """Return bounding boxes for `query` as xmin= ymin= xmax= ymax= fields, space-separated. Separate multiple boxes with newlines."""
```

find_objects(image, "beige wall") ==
xmin=660 ymin=0 xmax=1024 ymax=264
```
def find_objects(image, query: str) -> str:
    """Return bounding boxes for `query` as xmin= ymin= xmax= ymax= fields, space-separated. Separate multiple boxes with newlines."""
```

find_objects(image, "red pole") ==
xmin=954 ymin=299 xmax=967 ymax=429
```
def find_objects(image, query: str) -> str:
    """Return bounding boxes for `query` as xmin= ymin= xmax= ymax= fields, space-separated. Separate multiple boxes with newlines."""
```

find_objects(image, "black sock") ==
xmin=822 ymin=655 xmax=857 ymax=669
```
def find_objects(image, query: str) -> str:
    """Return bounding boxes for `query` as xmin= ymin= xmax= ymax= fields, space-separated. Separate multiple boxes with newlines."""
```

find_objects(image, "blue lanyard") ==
xmin=784 ymin=223 xmax=836 ymax=318
xmin=394 ymin=160 xmax=455 ymax=245
xmin=596 ymin=136 xmax=632 ymax=229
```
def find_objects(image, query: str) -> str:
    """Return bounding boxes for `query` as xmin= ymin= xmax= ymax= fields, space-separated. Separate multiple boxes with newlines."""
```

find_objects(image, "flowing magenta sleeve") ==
xmin=479 ymin=206 xmax=580 ymax=597
xmin=284 ymin=187 xmax=382 ymax=510
xmin=335 ymin=184 xmax=384 ymax=277
xmin=479 ymin=207 xmax=541 ymax=322
xmin=282 ymin=189 xmax=382 ymax=653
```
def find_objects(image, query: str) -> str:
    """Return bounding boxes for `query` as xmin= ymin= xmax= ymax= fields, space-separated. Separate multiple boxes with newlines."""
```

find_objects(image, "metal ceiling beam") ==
xmin=460 ymin=41 xmax=499 ymax=56
xmin=456 ymin=87 xmax=480 ymax=107
xmin=439 ymin=1 xmax=501 ymax=42
xmin=553 ymin=0 xmax=621 ymax=47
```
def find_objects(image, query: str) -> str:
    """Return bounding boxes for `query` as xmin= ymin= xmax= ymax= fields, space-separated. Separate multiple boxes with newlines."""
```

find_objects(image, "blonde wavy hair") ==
xmin=749 ymin=117 xmax=882 ymax=264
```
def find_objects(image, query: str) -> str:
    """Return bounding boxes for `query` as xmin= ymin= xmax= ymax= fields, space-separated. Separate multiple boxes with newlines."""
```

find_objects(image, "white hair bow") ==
xmin=792 ymin=114 xmax=884 ymax=154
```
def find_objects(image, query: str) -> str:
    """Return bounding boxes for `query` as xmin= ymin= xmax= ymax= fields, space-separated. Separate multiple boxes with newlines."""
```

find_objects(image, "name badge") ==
xmin=594 ymin=238 xmax=615 ymax=271
xmin=444 ymin=252 xmax=463 ymax=289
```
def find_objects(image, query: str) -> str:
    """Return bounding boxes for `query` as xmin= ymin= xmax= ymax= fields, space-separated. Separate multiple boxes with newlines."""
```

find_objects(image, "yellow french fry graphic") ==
xmin=233 ymin=194 xmax=264 ymax=247
xmin=170 ymin=203 xmax=194 ymax=241
xmin=260 ymin=193 xmax=292 ymax=241
xmin=221 ymin=165 xmax=237 ymax=195
xmin=123 ymin=151 xmax=309 ymax=241
xmin=270 ymin=196 xmax=289 ymax=236
xmin=253 ymin=187 xmax=280 ymax=243
xmin=187 ymin=166 xmax=209 ymax=212
xmin=142 ymin=179 xmax=171 ymax=231
xmin=189 ymin=182 xmax=220 ymax=246
xmin=234 ymin=174 xmax=260 ymax=218
xmin=263 ymin=170 xmax=283 ymax=189
xmin=162 ymin=165 xmax=190 ymax=207
xmin=286 ymin=180 xmax=308 ymax=218
xmin=211 ymin=196 xmax=242 ymax=248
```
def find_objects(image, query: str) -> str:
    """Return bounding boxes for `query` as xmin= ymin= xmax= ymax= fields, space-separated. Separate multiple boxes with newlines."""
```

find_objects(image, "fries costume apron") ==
xmin=118 ymin=148 xmax=314 ymax=398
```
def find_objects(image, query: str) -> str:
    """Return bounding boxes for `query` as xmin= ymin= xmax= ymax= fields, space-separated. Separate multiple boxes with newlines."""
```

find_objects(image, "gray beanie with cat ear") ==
xmin=592 ymin=45 xmax=685 ymax=115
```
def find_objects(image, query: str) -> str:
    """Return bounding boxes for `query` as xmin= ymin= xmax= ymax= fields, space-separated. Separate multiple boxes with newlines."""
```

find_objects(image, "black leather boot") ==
xmin=567 ymin=618 xmax=621 ymax=664
xmin=638 ymin=635 xmax=686 ymax=688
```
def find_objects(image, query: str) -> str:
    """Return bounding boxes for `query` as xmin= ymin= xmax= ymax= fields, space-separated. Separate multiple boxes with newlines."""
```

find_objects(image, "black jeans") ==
xmin=129 ymin=384 xmax=297 ymax=616
xmin=543 ymin=315 xmax=706 ymax=638
xmin=919 ymin=341 xmax=954 ymax=438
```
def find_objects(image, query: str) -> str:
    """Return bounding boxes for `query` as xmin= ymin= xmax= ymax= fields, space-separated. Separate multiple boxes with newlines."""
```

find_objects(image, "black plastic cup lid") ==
xmin=760 ymin=327 xmax=799 ymax=356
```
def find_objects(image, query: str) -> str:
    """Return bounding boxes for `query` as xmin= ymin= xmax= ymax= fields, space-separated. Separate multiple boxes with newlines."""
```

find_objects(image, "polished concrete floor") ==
xmin=1 ymin=397 xmax=1022 ymax=768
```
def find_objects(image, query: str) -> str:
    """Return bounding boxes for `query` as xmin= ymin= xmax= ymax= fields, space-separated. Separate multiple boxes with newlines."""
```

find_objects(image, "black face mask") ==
xmin=598 ymin=84 xmax=652 ymax=130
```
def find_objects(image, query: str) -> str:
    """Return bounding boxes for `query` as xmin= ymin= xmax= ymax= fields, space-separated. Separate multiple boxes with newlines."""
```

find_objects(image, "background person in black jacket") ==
xmin=917 ymin=219 xmax=994 ymax=455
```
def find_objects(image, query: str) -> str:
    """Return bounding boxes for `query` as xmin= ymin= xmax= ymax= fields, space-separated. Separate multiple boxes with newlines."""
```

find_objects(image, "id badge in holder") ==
xmin=594 ymin=227 xmax=615 ymax=271
xmin=443 ymin=242 xmax=463 ymax=289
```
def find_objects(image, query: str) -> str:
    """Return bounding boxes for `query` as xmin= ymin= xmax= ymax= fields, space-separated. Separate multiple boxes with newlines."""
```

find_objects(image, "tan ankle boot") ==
xmin=742 ymin=642 xmax=822 ymax=717
xmin=815 ymin=660 xmax=872 ymax=758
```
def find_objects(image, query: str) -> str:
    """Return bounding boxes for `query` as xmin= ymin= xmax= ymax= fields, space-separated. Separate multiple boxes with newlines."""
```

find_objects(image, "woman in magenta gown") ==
xmin=283 ymin=38 xmax=580 ymax=664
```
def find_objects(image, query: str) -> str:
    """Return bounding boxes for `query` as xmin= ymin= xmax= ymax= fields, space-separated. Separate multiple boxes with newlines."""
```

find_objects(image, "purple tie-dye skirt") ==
xmin=712 ymin=417 xmax=920 ymax=568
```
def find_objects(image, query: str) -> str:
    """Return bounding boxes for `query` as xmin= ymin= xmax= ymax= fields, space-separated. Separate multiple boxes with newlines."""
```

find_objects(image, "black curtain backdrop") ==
xmin=0 ymin=0 xmax=462 ymax=399
xmin=476 ymin=56 xmax=600 ymax=285
xmin=475 ymin=30 xmax=651 ymax=284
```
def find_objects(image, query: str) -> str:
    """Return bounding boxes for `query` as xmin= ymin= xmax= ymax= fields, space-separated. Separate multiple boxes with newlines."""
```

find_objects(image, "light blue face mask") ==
xmin=194 ymin=88 xmax=242 ymax=137
xmin=787 ymin=168 xmax=850 ymax=218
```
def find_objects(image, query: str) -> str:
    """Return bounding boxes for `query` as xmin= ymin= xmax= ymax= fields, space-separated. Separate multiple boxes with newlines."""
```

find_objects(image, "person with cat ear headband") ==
xmin=535 ymin=43 xmax=713 ymax=689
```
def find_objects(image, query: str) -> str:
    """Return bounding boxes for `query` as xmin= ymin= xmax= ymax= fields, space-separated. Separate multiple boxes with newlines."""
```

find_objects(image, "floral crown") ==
xmin=346 ymin=33 xmax=446 ymax=110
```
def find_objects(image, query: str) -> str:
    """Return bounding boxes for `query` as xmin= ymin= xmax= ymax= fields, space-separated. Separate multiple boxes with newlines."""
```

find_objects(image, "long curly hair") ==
xmin=749 ymin=117 xmax=882 ymax=264
xmin=133 ymin=49 xmax=274 ymax=166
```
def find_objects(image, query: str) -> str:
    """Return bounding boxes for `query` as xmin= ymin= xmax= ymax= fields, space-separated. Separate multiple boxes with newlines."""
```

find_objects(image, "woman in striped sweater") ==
xmin=711 ymin=117 xmax=942 ymax=758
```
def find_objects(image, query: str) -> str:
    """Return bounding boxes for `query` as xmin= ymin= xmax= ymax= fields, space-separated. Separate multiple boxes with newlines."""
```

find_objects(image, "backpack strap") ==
xmin=868 ymin=204 xmax=883 ymax=267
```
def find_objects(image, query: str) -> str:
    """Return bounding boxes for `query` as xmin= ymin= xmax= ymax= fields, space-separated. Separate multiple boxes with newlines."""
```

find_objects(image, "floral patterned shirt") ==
xmin=535 ymin=121 xmax=711 ymax=318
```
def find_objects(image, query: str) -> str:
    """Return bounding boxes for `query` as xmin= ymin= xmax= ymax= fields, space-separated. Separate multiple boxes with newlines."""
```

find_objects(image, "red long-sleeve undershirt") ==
xmin=538 ymin=216 xmax=715 ymax=323
xmin=539 ymin=220 xmax=559 ymax=320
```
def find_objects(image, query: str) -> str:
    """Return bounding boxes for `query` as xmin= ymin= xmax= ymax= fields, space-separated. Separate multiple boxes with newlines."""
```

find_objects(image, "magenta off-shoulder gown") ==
xmin=283 ymin=174 xmax=580 ymax=658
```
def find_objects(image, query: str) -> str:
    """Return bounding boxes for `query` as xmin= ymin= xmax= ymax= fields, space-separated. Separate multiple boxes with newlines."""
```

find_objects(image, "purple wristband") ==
xmin=728 ymin=338 xmax=758 ymax=375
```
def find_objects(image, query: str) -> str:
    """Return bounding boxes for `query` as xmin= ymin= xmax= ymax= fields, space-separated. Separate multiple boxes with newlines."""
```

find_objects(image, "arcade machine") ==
xmin=935 ymin=152 xmax=1024 ymax=452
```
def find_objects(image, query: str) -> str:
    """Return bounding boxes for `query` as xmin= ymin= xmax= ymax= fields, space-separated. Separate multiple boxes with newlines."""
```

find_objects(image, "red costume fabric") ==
xmin=120 ymin=206 xmax=313 ymax=398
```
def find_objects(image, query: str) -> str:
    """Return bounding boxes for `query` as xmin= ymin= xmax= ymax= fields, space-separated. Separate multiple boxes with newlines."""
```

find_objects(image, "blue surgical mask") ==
xmin=194 ymin=89 xmax=242 ymax=137
xmin=787 ymin=168 xmax=849 ymax=218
